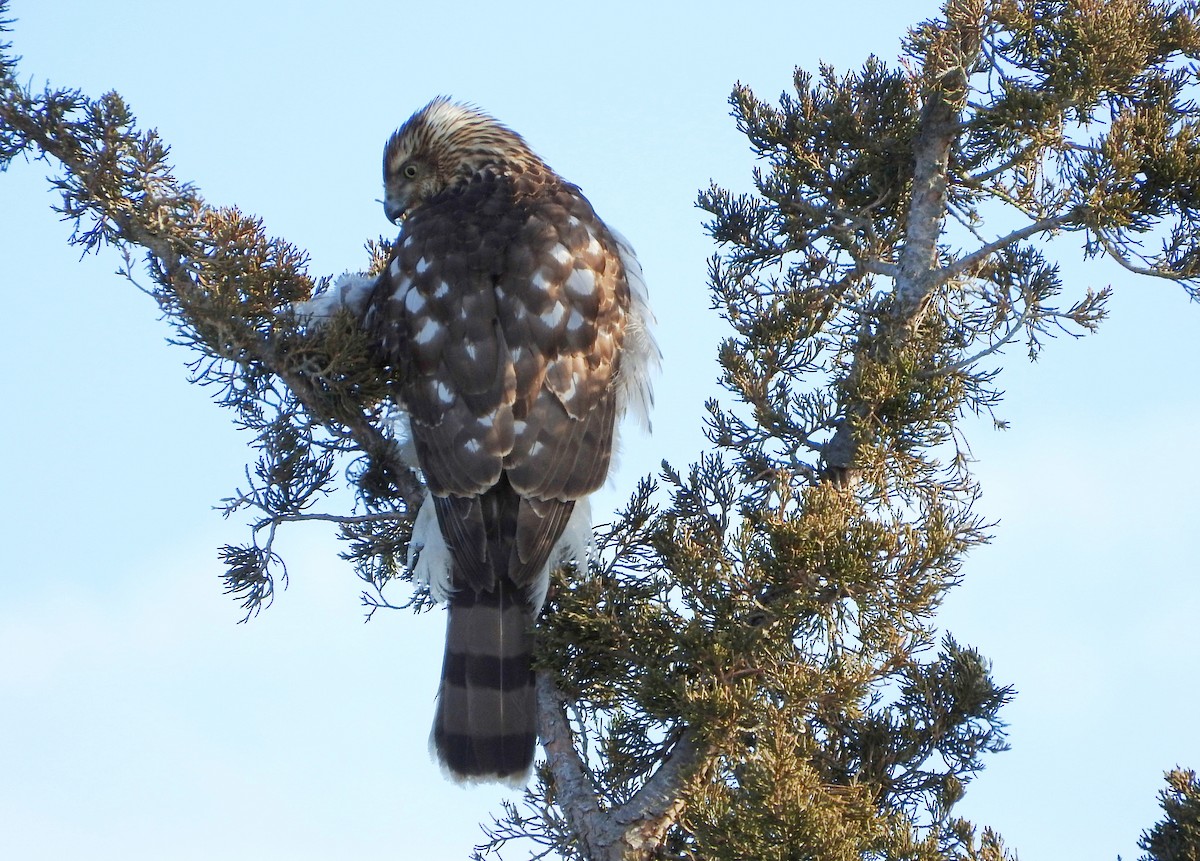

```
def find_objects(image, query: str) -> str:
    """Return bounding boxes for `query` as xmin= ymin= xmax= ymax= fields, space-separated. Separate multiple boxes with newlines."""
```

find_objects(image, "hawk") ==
xmin=365 ymin=98 xmax=657 ymax=783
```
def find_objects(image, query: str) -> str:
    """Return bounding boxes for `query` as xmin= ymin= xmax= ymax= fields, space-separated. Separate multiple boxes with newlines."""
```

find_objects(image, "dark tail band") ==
xmin=432 ymin=576 xmax=536 ymax=782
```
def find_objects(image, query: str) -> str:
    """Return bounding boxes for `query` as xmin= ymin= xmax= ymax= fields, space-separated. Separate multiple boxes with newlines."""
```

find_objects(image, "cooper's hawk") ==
xmin=365 ymin=99 xmax=657 ymax=783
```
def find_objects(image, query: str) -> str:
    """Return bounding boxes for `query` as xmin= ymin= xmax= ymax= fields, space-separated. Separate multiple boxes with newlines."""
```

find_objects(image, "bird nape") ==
xmin=364 ymin=98 xmax=658 ymax=784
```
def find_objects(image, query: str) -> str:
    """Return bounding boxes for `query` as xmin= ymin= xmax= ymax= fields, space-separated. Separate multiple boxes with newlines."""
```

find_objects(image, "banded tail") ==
xmin=432 ymin=575 xmax=537 ymax=782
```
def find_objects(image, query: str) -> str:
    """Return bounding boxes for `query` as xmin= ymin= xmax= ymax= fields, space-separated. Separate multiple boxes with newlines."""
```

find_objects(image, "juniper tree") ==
xmin=1141 ymin=769 xmax=1200 ymax=861
xmin=2 ymin=1 xmax=1198 ymax=860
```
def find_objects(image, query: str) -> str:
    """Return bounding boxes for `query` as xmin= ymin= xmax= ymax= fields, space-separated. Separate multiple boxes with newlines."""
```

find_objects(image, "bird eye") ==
xmin=403 ymin=163 xmax=418 ymax=179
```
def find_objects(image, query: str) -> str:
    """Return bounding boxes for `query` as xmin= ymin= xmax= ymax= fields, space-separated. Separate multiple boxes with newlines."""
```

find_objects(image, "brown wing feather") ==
xmin=375 ymin=169 xmax=628 ymax=585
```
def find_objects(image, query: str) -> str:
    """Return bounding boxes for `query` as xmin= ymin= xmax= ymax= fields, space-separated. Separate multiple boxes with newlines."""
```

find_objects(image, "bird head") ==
xmin=382 ymin=97 xmax=543 ymax=224
xmin=382 ymin=129 xmax=444 ymax=224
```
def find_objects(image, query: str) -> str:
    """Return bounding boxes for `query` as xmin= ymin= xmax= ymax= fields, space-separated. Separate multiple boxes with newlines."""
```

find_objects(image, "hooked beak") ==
xmin=384 ymin=199 xmax=405 ymax=225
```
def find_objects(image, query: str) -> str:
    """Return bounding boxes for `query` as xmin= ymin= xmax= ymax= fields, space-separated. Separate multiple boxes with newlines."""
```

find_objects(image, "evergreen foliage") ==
xmin=1141 ymin=770 xmax=1200 ymax=861
xmin=3 ymin=1 xmax=1198 ymax=859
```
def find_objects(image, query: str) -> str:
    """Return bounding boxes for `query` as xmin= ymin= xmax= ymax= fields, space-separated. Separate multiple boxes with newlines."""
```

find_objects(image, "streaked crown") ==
xmin=381 ymin=99 xmax=549 ymax=222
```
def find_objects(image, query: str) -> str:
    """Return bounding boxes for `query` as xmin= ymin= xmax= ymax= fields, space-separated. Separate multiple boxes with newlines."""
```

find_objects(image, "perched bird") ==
xmin=365 ymin=98 xmax=657 ymax=783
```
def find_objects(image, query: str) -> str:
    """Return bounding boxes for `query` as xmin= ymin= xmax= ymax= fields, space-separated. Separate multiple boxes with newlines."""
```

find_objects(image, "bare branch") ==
xmin=943 ymin=210 xmax=1079 ymax=282
xmin=536 ymin=677 xmax=613 ymax=860
xmin=963 ymin=141 xmax=1044 ymax=186
xmin=922 ymin=299 xmax=1035 ymax=378
xmin=263 ymin=511 xmax=409 ymax=527
xmin=1098 ymin=231 xmax=1195 ymax=283
xmin=894 ymin=69 xmax=971 ymax=318
xmin=608 ymin=726 xmax=706 ymax=859
xmin=536 ymin=677 xmax=708 ymax=861
xmin=862 ymin=259 xmax=900 ymax=278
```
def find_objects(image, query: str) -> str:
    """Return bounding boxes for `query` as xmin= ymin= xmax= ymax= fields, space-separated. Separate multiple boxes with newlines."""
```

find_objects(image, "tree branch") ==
xmin=895 ymin=94 xmax=963 ymax=316
xmin=823 ymin=10 xmax=985 ymax=480
xmin=1098 ymin=231 xmax=1194 ymax=283
xmin=963 ymin=140 xmax=1044 ymax=186
xmin=0 ymin=87 xmax=425 ymax=515
xmin=921 ymin=297 xmax=1035 ymax=378
xmin=262 ymin=511 xmax=409 ymax=527
xmin=942 ymin=210 xmax=1079 ymax=282
xmin=536 ymin=676 xmax=707 ymax=861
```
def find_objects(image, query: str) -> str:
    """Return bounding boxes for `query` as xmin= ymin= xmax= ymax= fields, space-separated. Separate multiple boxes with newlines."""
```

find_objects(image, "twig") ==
xmin=264 ymin=511 xmax=409 ymax=527
xmin=941 ymin=210 xmax=1078 ymax=283
xmin=1098 ymin=231 xmax=1192 ymax=282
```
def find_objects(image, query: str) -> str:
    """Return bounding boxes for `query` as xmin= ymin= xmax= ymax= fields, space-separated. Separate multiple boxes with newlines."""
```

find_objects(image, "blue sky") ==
xmin=1 ymin=1 xmax=1197 ymax=859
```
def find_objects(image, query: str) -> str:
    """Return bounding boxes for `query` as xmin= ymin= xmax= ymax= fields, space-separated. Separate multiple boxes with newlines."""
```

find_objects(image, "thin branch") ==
xmin=264 ymin=511 xmax=409 ymax=527
xmin=947 ymin=200 xmax=989 ymax=246
xmin=942 ymin=210 xmax=1079 ymax=282
xmin=921 ymin=299 xmax=1035 ymax=378
xmin=1099 ymin=231 xmax=1194 ymax=282
xmin=963 ymin=141 xmax=1044 ymax=186
xmin=862 ymin=259 xmax=900 ymax=278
